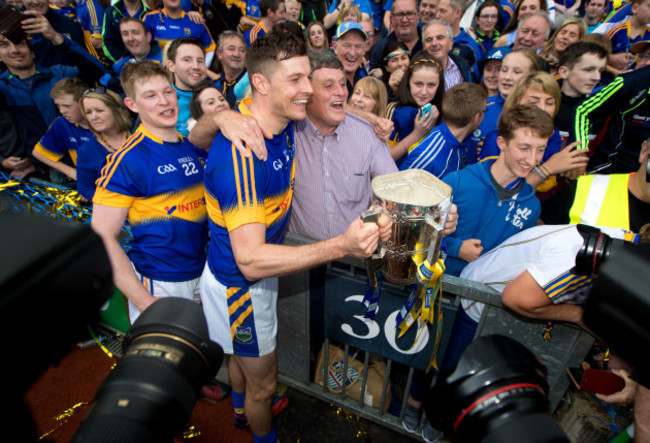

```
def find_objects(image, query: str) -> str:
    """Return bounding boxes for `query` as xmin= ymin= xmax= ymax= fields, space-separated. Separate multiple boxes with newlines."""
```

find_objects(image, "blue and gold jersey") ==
xmin=244 ymin=21 xmax=267 ymax=46
xmin=34 ymin=116 xmax=93 ymax=165
xmin=93 ymin=125 xmax=208 ymax=281
xmin=386 ymin=102 xmax=418 ymax=146
xmin=204 ymin=99 xmax=295 ymax=288
xmin=143 ymin=9 xmax=216 ymax=52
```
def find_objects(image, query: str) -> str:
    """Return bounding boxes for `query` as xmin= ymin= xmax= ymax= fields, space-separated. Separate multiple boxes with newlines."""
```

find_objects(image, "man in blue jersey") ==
xmin=244 ymin=0 xmax=285 ymax=46
xmin=400 ymin=82 xmax=487 ymax=178
xmin=200 ymin=31 xmax=386 ymax=443
xmin=91 ymin=61 xmax=208 ymax=325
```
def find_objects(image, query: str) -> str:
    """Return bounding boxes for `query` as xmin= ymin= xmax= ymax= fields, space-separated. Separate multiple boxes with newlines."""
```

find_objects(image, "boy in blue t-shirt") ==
xmin=32 ymin=77 xmax=93 ymax=182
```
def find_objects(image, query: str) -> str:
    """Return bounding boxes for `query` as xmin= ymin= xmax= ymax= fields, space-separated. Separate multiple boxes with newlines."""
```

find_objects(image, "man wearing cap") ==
xmin=333 ymin=21 xmax=370 ymax=95
xmin=369 ymin=0 xmax=423 ymax=71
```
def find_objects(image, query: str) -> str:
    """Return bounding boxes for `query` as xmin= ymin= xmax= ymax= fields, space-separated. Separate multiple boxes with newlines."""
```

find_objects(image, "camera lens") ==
xmin=424 ymin=335 xmax=568 ymax=443
xmin=72 ymin=298 xmax=223 ymax=443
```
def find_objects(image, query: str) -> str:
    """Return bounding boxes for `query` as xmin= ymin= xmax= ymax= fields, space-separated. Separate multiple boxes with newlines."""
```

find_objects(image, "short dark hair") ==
xmin=558 ymin=41 xmax=608 ymax=70
xmin=119 ymin=16 xmax=147 ymax=34
xmin=246 ymin=29 xmax=308 ymax=89
xmin=190 ymin=80 xmax=220 ymax=120
xmin=260 ymin=0 xmax=283 ymax=17
xmin=308 ymin=49 xmax=343 ymax=76
xmin=167 ymin=37 xmax=204 ymax=63
xmin=498 ymin=104 xmax=554 ymax=142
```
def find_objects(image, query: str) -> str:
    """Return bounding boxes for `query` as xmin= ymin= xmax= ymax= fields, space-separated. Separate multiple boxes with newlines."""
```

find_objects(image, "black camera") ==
xmin=71 ymin=298 xmax=224 ymax=443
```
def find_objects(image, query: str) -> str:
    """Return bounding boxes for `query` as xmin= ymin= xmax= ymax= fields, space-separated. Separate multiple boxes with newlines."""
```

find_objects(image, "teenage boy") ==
xmin=166 ymin=38 xmax=208 ymax=136
xmin=442 ymin=104 xmax=554 ymax=277
xmin=554 ymin=42 xmax=608 ymax=140
xmin=91 ymin=61 xmax=208 ymax=325
xmin=400 ymin=82 xmax=488 ymax=178
xmin=604 ymin=0 xmax=650 ymax=71
xmin=32 ymin=77 xmax=93 ymax=182
xmin=200 ymin=31 xmax=385 ymax=443
xmin=244 ymin=0 xmax=286 ymax=46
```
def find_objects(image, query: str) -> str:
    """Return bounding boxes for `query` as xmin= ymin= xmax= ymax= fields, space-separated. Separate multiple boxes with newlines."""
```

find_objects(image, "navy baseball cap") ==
xmin=478 ymin=47 xmax=512 ymax=73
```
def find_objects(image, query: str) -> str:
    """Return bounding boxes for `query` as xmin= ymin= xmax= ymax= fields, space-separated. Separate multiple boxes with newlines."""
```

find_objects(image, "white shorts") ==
xmin=200 ymin=263 xmax=278 ymax=357
xmin=130 ymin=266 xmax=201 ymax=324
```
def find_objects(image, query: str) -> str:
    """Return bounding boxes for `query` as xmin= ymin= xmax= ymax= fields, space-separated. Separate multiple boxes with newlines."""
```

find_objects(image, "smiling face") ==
xmin=333 ymin=31 xmax=365 ymax=75
xmin=553 ymin=23 xmax=581 ymax=55
xmin=0 ymin=36 xmax=35 ymax=74
xmin=263 ymin=55 xmax=313 ymax=128
xmin=435 ymin=0 xmax=460 ymax=26
xmin=167 ymin=43 xmax=207 ymax=90
xmin=498 ymin=52 xmax=534 ymax=97
xmin=307 ymin=67 xmax=348 ymax=134
xmin=419 ymin=0 xmax=438 ymax=24
xmin=309 ymin=25 xmax=326 ymax=49
xmin=390 ymin=0 xmax=420 ymax=41
xmin=514 ymin=15 xmax=549 ymax=51
xmin=217 ymin=35 xmax=246 ymax=73
xmin=386 ymin=52 xmax=410 ymax=73
xmin=82 ymin=97 xmax=117 ymax=133
xmin=423 ymin=22 xmax=453 ymax=62
xmin=125 ymin=75 xmax=178 ymax=131
xmin=476 ymin=5 xmax=499 ymax=33
xmin=518 ymin=0 xmax=541 ymax=19
xmin=482 ymin=59 xmax=501 ymax=94
xmin=349 ymin=83 xmax=378 ymax=113
xmin=120 ymin=20 xmax=151 ymax=59
xmin=198 ymin=87 xmax=229 ymax=114
xmin=497 ymin=127 xmax=547 ymax=179
xmin=520 ymin=86 xmax=556 ymax=116
xmin=409 ymin=66 xmax=440 ymax=106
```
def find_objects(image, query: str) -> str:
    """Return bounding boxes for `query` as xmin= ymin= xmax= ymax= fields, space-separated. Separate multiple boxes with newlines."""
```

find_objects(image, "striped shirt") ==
xmin=288 ymin=112 xmax=397 ymax=241
xmin=444 ymin=57 xmax=464 ymax=91
xmin=244 ymin=21 xmax=267 ymax=46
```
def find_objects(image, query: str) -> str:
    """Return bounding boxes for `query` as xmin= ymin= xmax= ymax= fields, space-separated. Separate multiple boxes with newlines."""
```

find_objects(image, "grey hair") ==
xmin=308 ymin=49 xmax=343 ymax=77
xmin=517 ymin=10 xmax=553 ymax=39
xmin=217 ymin=30 xmax=246 ymax=50
xmin=422 ymin=19 xmax=454 ymax=39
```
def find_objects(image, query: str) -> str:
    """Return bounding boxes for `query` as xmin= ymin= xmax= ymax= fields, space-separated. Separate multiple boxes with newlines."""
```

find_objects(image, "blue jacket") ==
xmin=442 ymin=159 xmax=541 ymax=276
xmin=472 ymin=93 xmax=504 ymax=144
xmin=0 ymin=64 xmax=78 ymax=151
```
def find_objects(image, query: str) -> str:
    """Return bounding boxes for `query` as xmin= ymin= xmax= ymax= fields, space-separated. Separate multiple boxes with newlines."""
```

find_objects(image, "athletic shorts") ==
xmin=130 ymin=265 xmax=201 ymax=324
xmin=200 ymin=263 xmax=278 ymax=357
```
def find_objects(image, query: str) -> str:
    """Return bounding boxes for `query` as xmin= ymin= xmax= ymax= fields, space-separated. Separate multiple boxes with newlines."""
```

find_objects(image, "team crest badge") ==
xmin=235 ymin=326 xmax=253 ymax=343
xmin=184 ymin=28 xmax=191 ymax=35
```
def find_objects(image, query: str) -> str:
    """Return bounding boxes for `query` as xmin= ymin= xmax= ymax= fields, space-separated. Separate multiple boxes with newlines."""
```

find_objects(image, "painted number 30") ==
xmin=340 ymin=295 xmax=430 ymax=355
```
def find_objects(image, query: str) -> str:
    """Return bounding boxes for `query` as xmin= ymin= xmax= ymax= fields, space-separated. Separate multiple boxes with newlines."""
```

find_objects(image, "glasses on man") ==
xmin=393 ymin=10 xmax=418 ymax=19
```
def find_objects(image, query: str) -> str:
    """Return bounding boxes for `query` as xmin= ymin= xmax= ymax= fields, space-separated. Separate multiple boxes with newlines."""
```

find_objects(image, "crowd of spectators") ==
xmin=1 ymin=0 xmax=650 ymax=440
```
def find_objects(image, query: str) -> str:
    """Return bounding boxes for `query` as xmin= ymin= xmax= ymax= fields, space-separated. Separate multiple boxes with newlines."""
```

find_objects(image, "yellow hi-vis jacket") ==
xmin=569 ymin=173 xmax=630 ymax=230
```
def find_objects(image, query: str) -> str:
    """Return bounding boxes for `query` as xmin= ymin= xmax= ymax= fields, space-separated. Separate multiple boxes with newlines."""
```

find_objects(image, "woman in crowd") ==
xmin=386 ymin=54 xmax=444 ymax=164
xmin=76 ymin=88 xmax=133 ymax=201
xmin=479 ymin=71 xmax=588 ymax=191
xmin=474 ymin=49 xmax=540 ymax=142
xmin=369 ymin=41 xmax=411 ymax=99
xmin=472 ymin=0 xmax=502 ymax=56
xmin=478 ymin=47 xmax=511 ymax=97
xmin=187 ymin=80 xmax=230 ymax=132
xmin=348 ymin=76 xmax=388 ymax=118
xmin=539 ymin=17 xmax=587 ymax=73
xmin=306 ymin=21 xmax=329 ymax=50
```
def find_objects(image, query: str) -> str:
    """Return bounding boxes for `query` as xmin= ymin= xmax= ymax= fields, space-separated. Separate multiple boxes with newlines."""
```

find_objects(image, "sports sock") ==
xmin=253 ymin=428 xmax=278 ymax=443
xmin=232 ymin=390 xmax=246 ymax=419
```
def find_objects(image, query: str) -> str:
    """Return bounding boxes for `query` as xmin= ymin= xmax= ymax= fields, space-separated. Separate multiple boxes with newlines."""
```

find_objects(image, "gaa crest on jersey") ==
xmin=184 ymin=28 xmax=191 ymax=35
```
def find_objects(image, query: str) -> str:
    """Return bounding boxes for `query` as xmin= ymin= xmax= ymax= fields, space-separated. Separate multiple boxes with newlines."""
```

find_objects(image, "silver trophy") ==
xmin=369 ymin=169 xmax=452 ymax=285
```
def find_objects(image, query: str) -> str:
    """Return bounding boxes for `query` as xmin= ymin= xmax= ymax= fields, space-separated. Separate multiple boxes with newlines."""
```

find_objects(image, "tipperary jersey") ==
xmin=33 ymin=116 xmax=93 ymax=165
xmin=143 ymin=9 xmax=216 ymax=52
xmin=244 ymin=21 xmax=267 ymax=46
xmin=93 ymin=125 xmax=208 ymax=281
xmin=204 ymin=99 xmax=295 ymax=288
